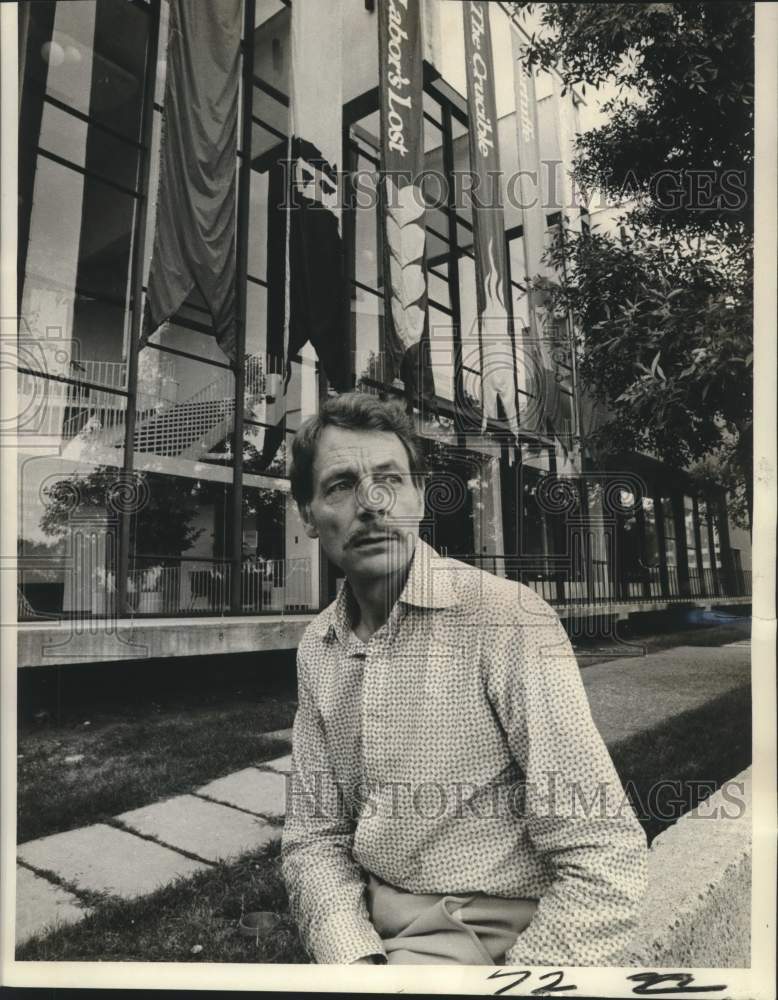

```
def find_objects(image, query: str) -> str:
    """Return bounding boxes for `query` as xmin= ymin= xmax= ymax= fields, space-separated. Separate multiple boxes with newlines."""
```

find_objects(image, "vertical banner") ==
xmin=378 ymin=0 xmax=434 ymax=410
xmin=511 ymin=31 xmax=547 ymax=317
xmin=259 ymin=0 xmax=350 ymax=470
xmin=511 ymin=32 xmax=559 ymax=436
xmin=285 ymin=0 xmax=350 ymax=386
xmin=142 ymin=0 xmax=241 ymax=360
xmin=462 ymin=1 xmax=519 ymax=443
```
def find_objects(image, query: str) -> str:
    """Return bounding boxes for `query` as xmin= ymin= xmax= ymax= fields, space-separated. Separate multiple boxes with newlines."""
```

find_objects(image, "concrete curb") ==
xmin=619 ymin=767 xmax=752 ymax=967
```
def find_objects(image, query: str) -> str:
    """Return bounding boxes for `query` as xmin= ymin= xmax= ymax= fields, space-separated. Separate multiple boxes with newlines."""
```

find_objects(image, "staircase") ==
xmin=57 ymin=355 xmax=267 ymax=462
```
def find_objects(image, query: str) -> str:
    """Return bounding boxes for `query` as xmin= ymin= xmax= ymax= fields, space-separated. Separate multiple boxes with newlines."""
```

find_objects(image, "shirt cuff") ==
xmin=309 ymin=909 xmax=387 ymax=965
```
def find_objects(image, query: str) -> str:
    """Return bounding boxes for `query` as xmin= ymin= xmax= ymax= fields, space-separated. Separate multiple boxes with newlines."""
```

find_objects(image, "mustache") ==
xmin=347 ymin=529 xmax=401 ymax=548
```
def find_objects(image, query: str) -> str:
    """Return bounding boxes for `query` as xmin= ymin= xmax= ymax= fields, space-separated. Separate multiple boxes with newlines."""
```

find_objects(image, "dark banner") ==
xmin=378 ymin=0 xmax=434 ymax=409
xmin=284 ymin=0 xmax=350 ymax=391
xmin=463 ymin=0 xmax=519 ymax=443
xmin=258 ymin=0 xmax=350 ymax=469
xmin=142 ymin=0 xmax=241 ymax=360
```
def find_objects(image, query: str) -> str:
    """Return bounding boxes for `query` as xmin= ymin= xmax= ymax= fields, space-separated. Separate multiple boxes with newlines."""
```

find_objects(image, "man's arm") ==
xmin=488 ymin=586 xmax=647 ymax=967
xmin=281 ymin=650 xmax=386 ymax=965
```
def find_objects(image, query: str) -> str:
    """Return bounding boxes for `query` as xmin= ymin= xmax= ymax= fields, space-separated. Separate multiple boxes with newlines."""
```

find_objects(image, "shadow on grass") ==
xmin=610 ymin=684 xmax=752 ymax=844
xmin=18 ymin=650 xmax=299 ymax=844
xmin=18 ymin=713 xmax=294 ymax=844
xmin=16 ymin=838 xmax=309 ymax=964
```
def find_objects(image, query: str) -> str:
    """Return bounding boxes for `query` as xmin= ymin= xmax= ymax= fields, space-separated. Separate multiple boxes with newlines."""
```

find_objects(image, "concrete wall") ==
xmin=620 ymin=767 xmax=752 ymax=967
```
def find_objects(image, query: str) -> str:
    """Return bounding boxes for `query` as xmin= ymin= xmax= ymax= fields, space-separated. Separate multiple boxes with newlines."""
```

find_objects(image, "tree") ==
xmin=514 ymin=2 xmax=754 ymax=234
xmin=512 ymin=2 xmax=754 ymax=527
xmin=40 ymin=466 xmax=206 ymax=557
xmin=544 ymin=223 xmax=752 ymax=525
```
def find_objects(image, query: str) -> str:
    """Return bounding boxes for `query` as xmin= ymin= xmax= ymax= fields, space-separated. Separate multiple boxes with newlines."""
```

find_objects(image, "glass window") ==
xmin=243 ymin=422 xmax=285 ymax=477
xmin=428 ymin=266 xmax=451 ymax=312
xmin=247 ymin=170 xmax=271 ymax=283
xmin=519 ymin=473 xmax=548 ymax=559
xmin=354 ymin=152 xmax=381 ymax=289
xmin=428 ymin=305 xmax=456 ymax=402
xmin=352 ymin=290 xmax=385 ymax=387
xmin=130 ymin=352 xmax=236 ymax=467
xmin=127 ymin=473 xmax=233 ymax=616
xmin=23 ymin=151 xmax=137 ymax=296
xmin=642 ymin=496 xmax=660 ymax=564
xmin=243 ymin=485 xmax=285 ymax=561
xmin=661 ymin=497 xmax=677 ymax=567
xmin=18 ymin=452 xmax=124 ymax=618
xmin=684 ymin=495 xmax=698 ymax=570
xmin=38 ymin=102 xmax=141 ymax=193
xmin=21 ymin=274 xmax=131 ymax=391
xmin=245 ymin=281 xmax=269 ymax=363
xmin=39 ymin=1 xmax=148 ymax=143
xmin=253 ymin=3 xmax=291 ymax=100
xmin=698 ymin=499 xmax=712 ymax=569
xmin=243 ymin=484 xmax=315 ymax=608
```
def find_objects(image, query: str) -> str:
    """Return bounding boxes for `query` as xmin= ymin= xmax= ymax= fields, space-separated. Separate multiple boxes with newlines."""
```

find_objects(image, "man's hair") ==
xmin=289 ymin=392 xmax=427 ymax=507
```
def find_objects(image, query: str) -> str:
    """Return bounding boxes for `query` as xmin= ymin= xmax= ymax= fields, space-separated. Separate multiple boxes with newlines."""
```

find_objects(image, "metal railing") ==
xmin=17 ymin=552 xmax=751 ymax=622
xmin=124 ymin=556 xmax=314 ymax=616
xmin=454 ymin=554 xmax=752 ymax=608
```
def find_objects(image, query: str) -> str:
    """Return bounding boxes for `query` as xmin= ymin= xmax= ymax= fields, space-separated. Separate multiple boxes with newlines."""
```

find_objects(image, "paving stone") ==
xmin=262 ymin=727 xmax=292 ymax=743
xmin=15 ymin=865 xmax=91 ymax=946
xmin=261 ymin=753 xmax=292 ymax=773
xmin=117 ymin=794 xmax=278 ymax=862
xmin=18 ymin=824 xmax=208 ymax=899
xmin=195 ymin=767 xmax=287 ymax=817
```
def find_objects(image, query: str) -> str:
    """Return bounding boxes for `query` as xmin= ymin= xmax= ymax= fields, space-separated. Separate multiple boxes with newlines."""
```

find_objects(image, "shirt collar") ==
xmin=313 ymin=538 xmax=461 ymax=642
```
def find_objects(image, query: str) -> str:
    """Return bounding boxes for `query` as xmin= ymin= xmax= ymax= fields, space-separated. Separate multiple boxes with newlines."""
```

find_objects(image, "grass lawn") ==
xmin=14 ymin=618 xmax=752 ymax=964
xmin=17 ymin=621 xmax=750 ymax=846
xmin=16 ymin=839 xmax=309 ymax=964
xmin=15 ymin=682 xmax=751 ymax=963
xmin=17 ymin=651 xmax=297 ymax=844
xmin=17 ymin=620 xmax=749 ymax=846
xmin=573 ymin=617 xmax=751 ymax=666
xmin=611 ymin=683 xmax=751 ymax=844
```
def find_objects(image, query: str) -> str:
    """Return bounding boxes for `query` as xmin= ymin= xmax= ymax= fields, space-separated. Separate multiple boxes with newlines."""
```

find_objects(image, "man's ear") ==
xmin=299 ymin=503 xmax=319 ymax=539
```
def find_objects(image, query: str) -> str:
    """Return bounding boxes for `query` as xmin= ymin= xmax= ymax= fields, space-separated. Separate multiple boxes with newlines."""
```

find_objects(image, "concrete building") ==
xmin=16 ymin=0 xmax=751 ymax=668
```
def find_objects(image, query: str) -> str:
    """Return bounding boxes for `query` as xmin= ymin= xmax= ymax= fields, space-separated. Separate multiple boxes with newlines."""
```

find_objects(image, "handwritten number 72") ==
xmin=488 ymin=969 xmax=577 ymax=995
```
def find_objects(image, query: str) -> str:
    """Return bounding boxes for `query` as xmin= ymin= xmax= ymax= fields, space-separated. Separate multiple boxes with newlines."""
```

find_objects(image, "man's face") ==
xmin=300 ymin=426 xmax=426 ymax=583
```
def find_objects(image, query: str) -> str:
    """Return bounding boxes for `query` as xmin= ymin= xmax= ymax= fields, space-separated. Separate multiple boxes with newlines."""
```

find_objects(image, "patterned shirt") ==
xmin=281 ymin=539 xmax=647 ymax=965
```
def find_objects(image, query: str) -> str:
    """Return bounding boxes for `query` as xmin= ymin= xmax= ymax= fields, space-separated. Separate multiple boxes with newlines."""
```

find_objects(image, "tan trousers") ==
xmin=365 ymin=873 xmax=538 ymax=965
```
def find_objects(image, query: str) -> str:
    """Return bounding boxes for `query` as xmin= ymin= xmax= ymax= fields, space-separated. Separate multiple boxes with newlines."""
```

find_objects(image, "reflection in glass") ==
xmin=17 ymin=453 xmax=124 ymax=619
xmin=40 ymin=0 xmax=147 ymax=142
xmin=132 ymin=349 xmax=236 ymax=467
xmin=661 ymin=497 xmax=677 ymax=567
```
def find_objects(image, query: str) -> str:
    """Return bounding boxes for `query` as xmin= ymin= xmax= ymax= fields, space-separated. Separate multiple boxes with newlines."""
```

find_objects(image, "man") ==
xmin=281 ymin=392 xmax=647 ymax=966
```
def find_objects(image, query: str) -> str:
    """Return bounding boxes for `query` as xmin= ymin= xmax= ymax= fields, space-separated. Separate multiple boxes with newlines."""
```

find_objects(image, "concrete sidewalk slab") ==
xmin=620 ymin=767 xmax=752 ymax=966
xmin=195 ymin=767 xmax=287 ymax=818
xmin=16 ymin=865 xmax=92 ymax=946
xmin=118 ymin=794 xmax=278 ymax=863
xmin=583 ymin=644 xmax=750 ymax=745
xmin=18 ymin=824 xmax=209 ymax=899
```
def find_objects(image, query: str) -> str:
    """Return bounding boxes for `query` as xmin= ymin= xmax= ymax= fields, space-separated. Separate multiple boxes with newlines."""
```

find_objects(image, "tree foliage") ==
xmin=544 ymin=224 xmax=752 ymax=525
xmin=40 ymin=467 xmax=206 ymax=557
xmin=514 ymin=1 xmax=754 ymax=234
xmin=512 ymin=2 xmax=754 ymax=526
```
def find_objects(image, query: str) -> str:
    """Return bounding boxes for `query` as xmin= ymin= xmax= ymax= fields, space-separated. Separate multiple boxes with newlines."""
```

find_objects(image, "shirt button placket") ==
xmin=361 ymin=642 xmax=382 ymax=786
